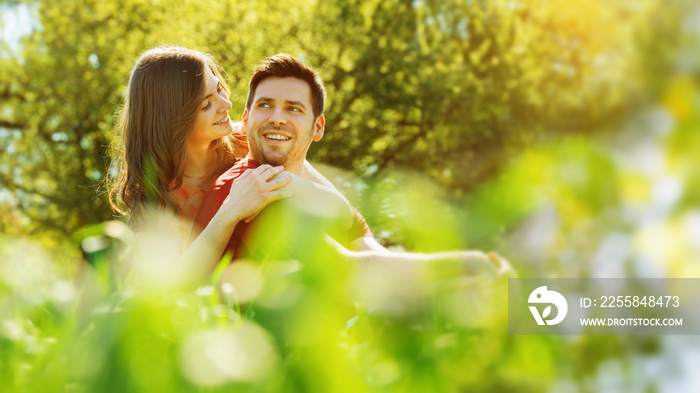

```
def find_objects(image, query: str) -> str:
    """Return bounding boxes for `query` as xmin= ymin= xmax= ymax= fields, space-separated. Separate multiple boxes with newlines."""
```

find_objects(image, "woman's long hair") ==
xmin=108 ymin=46 xmax=237 ymax=226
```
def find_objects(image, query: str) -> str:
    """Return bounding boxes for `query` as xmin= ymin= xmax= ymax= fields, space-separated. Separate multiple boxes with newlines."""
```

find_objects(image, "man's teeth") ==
xmin=266 ymin=134 xmax=290 ymax=141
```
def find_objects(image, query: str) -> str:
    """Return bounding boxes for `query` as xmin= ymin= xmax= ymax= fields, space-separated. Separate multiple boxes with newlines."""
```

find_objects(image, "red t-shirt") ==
xmin=193 ymin=158 xmax=372 ymax=258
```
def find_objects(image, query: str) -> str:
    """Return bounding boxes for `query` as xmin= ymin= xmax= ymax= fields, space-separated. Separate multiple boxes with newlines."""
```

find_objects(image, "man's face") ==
xmin=242 ymin=77 xmax=324 ymax=174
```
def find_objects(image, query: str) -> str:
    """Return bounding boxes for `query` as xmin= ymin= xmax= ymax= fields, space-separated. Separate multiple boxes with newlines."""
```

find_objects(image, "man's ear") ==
xmin=241 ymin=108 xmax=249 ymax=134
xmin=313 ymin=114 xmax=325 ymax=142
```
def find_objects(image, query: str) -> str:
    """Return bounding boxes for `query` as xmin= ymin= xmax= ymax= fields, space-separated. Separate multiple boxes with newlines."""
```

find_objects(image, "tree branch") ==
xmin=0 ymin=85 xmax=27 ymax=102
xmin=0 ymin=120 xmax=27 ymax=129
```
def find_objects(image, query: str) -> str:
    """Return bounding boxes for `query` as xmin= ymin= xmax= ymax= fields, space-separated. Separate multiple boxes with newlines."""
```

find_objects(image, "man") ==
xmin=194 ymin=54 xmax=511 ymax=276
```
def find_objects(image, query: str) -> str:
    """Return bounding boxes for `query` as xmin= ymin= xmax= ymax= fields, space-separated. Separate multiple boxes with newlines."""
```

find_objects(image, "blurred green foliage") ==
xmin=0 ymin=0 xmax=685 ymax=240
xmin=3 ymin=0 xmax=700 ymax=391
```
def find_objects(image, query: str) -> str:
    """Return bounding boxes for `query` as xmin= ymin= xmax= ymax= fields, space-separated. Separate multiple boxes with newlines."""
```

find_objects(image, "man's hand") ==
xmin=486 ymin=252 xmax=516 ymax=278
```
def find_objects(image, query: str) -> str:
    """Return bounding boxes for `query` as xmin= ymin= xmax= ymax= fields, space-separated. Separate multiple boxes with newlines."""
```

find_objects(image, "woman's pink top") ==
xmin=169 ymin=182 xmax=207 ymax=249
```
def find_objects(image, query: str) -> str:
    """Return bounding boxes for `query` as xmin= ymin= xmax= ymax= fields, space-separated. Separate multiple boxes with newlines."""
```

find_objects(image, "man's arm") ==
xmin=351 ymin=236 xmax=388 ymax=252
xmin=348 ymin=236 xmax=514 ymax=278
xmin=277 ymin=171 xmax=353 ymax=230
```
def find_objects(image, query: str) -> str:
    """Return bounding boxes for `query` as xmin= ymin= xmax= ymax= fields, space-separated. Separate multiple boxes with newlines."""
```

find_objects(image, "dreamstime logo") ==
xmin=528 ymin=286 xmax=568 ymax=326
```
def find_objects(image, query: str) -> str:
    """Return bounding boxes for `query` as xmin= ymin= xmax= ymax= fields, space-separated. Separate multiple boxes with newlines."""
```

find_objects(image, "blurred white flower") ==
xmin=195 ymin=286 xmax=215 ymax=297
xmin=48 ymin=281 xmax=76 ymax=305
xmin=218 ymin=261 xmax=263 ymax=305
xmin=179 ymin=322 xmax=279 ymax=387
xmin=1 ymin=320 xmax=25 ymax=341
xmin=0 ymin=237 xmax=55 ymax=292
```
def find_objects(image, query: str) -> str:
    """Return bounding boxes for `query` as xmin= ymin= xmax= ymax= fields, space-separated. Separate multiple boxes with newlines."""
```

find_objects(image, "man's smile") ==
xmin=263 ymin=132 xmax=292 ymax=142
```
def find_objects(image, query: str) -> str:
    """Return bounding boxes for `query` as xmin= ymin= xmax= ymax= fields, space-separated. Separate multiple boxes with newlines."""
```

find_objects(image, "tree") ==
xmin=0 ymin=0 xmax=682 ymax=240
xmin=305 ymin=0 xmax=678 ymax=188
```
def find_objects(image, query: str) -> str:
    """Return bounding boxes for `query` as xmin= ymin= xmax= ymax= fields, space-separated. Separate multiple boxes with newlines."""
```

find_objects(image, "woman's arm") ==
xmin=152 ymin=165 xmax=292 ymax=289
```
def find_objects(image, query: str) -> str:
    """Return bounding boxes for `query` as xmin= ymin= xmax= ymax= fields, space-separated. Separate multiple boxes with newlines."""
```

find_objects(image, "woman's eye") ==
xmin=202 ymin=101 xmax=212 ymax=111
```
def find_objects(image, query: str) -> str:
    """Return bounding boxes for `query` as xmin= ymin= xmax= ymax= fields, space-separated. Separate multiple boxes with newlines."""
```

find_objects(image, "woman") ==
xmin=108 ymin=46 xmax=300 ymax=285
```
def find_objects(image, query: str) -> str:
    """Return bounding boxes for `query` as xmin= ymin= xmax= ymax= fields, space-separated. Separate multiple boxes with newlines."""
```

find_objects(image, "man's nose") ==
xmin=268 ymin=107 xmax=287 ymax=127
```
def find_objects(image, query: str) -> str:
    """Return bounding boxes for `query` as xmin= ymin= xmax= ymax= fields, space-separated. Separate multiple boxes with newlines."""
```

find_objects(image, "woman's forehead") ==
xmin=202 ymin=67 xmax=220 ymax=91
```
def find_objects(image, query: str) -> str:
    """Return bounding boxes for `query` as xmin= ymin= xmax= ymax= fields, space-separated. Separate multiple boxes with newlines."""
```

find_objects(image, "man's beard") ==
xmin=251 ymin=125 xmax=314 ymax=169
xmin=257 ymin=149 xmax=286 ymax=167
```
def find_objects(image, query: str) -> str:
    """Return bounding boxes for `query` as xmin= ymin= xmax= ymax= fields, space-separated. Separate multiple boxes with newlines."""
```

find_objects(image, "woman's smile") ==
xmin=213 ymin=116 xmax=230 ymax=125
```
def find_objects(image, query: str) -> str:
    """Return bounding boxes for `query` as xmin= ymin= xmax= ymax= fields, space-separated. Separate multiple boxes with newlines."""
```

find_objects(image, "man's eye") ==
xmin=289 ymin=107 xmax=300 ymax=112
xmin=217 ymin=83 xmax=222 ymax=92
xmin=258 ymin=103 xmax=270 ymax=108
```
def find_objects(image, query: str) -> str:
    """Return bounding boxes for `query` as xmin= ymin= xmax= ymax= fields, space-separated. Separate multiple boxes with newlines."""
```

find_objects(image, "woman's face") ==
xmin=189 ymin=67 xmax=233 ymax=148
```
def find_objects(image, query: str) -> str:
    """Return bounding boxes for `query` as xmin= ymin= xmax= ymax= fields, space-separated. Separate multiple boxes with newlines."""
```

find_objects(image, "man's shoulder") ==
xmin=211 ymin=158 xmax=260 ymax=191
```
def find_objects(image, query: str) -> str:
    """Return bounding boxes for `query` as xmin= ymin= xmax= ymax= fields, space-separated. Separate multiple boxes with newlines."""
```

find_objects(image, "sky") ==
xmin=1 ymin=3 xmax=38 ymax=56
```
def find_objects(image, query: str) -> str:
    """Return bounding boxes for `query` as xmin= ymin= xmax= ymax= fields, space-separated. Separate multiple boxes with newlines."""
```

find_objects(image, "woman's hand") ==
xmin=222 ymin=165 xmax=293 ymax=223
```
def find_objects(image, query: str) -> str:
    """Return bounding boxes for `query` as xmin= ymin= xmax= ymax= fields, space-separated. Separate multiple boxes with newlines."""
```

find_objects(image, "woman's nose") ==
xmin=219 ymin=95 xmax=232 ymax=112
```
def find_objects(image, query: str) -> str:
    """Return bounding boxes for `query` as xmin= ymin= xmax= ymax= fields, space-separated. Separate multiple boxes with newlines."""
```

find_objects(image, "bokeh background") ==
xmin=2 ymin=0 xmax=700 ymax=392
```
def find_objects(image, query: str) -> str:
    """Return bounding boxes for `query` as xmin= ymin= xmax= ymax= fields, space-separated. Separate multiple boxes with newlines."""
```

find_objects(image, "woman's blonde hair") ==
xmin=108 ymin=46 xmax=238 ymax=225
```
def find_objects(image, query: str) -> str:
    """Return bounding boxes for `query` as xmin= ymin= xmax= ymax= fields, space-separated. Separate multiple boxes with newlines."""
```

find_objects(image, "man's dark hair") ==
xmin=246 ymin=53 xmax=326 ymax=118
